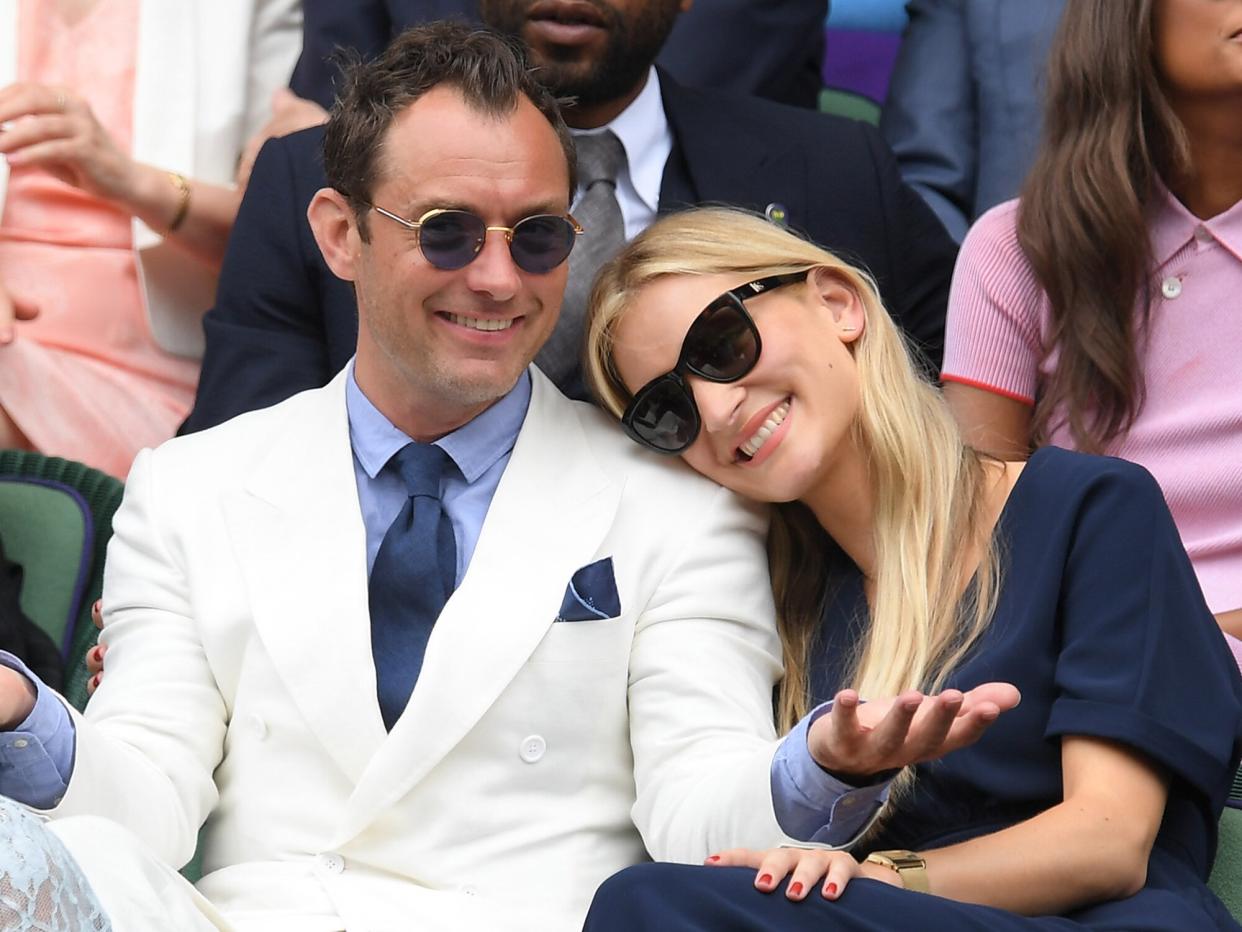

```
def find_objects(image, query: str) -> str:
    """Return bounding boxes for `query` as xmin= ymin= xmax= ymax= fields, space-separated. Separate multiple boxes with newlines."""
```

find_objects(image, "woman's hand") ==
xmin=84 ymin=599 xmax=107 ymax=696
xmin=0 ymin=278 xmax=38 ymax=344
xmin=808 ymin=682 xmax=1021 ymax=781
xmin=707 ymin=846 xmax=895 ymax=902
xmin=236 ymin=88 xmax=328 ymax=189
xmin=0 ymin=83 xmax=140 ymax=205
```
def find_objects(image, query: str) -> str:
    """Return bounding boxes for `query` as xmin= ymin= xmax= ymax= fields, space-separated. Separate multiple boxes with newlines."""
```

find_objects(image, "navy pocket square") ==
xmin=557 ymin=557 xmax=621 ymax=622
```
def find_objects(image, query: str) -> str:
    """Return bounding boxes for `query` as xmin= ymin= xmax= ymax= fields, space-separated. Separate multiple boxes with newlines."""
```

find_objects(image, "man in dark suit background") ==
xmin=290 ymin=0 xmax=830 ymax=110
xmin=184 ymin=0 xmax=956 ymax=432
xmin=880 ymin=0 xmax=1066 ymax=242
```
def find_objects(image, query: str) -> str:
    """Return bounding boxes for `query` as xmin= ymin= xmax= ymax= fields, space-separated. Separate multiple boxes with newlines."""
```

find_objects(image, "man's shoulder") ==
xmin=538 ymin=389 xmax=745 ymax=513
xmin=661 ymin=74 xmax=874 ymax=152
xmin=148 ymin=382 xmax=340 ymax=483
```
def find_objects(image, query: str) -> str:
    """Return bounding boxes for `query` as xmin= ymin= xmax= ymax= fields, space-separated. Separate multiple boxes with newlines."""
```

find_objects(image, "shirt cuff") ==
xmin=0 ymin=651 xmax=75 ymax=808
xmin=769 ymin=701 xmax=891 ymax=848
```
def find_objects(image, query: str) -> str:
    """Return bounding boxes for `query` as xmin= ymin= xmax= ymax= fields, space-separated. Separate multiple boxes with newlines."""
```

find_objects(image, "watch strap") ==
xmin=864 ymin=849 xmax=929 ymax=893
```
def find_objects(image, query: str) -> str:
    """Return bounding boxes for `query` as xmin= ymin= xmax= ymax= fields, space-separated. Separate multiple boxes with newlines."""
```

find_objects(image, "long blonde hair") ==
xmin=585 ymin=208 xmax=1002 ymax=735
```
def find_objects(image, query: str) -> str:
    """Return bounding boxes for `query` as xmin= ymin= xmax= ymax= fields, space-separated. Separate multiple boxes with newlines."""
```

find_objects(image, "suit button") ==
xmin=1161 ymin=276 xmax=1182 ymax=299
xmin=317 ymin=852 xmax=345 ymax=875
xmin=249 ymin=714 xmax=268 ymax=740
xmin=519 ymin=735 xmax=546 ymax=763
xmin=462 ymin=885 xmax=479 ymax=897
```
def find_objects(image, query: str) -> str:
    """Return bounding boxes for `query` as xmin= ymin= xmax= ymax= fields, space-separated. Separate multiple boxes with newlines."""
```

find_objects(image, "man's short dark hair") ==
xmin=323 ymin=21 xmax=578 ymax=240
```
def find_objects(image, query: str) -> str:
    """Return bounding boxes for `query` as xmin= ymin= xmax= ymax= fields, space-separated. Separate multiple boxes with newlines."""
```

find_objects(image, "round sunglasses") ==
xmin=620 ymin=272 xmax=807 ymax=454
xmin=368 ymin=204 xmax=584 ymax=274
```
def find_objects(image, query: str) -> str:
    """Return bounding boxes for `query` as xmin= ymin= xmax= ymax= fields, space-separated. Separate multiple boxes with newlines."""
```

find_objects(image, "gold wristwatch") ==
xmin=864 ymin=849 xmax=929 ymax=893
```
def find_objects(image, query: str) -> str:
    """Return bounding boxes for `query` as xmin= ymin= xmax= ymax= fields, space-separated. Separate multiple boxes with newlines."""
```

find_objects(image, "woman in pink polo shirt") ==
xmin=943 ymin=0 xmax=1242 ymax=666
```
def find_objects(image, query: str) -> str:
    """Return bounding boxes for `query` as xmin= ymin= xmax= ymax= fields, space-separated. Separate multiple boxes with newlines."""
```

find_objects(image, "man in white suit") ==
xmin=0 ymin=22 xmax=1013 ymax=932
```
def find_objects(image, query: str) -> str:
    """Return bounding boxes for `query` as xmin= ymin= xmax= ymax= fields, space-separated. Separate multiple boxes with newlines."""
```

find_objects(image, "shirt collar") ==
xmin=572 ymin=66 xmax=669 ymax=216
xmin=346 ymin=364 xmax=531 ymax=484
xmin=1149 ymin=179 xmax=1242 ymax=266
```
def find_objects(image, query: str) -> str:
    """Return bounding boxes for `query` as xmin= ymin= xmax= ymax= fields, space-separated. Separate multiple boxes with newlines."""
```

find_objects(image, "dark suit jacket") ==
xmin=291 ymin=0 xmax=480 ymax=108
xmin=183 ymin=74 xmax=956 ymax=434
xmin=879 ymin=0 xmax=1066 ymax=241
xmin=659 ymin=0 xmax=829 ymax=109
xmin=290 ymin=0 xmax=828 ymax=110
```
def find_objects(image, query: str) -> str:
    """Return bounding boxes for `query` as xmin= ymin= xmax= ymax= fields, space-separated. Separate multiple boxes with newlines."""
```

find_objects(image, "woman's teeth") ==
xmin=740 ymin=401 xmax=790 ymax=459
xmin=447 ymin=313 xmax=514 ymax=332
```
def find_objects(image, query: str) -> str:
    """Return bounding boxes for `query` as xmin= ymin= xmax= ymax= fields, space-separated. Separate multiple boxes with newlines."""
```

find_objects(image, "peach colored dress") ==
xmin=0 ymin=0 xmax=199 ymax=479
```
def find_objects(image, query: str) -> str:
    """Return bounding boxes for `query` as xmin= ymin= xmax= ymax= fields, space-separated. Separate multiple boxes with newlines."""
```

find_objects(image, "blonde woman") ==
xmin=580 ymin=207 xmax=1242 ymax=930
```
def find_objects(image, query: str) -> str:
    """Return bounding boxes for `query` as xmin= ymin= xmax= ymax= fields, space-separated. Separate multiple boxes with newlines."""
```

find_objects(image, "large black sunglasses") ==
xmin=368 ymin=204 xmax=584 ymax=274
xmin=620 ymin=272 xmax=807 ymax=454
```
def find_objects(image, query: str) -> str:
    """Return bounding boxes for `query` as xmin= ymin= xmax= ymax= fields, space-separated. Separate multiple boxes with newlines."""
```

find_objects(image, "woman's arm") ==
xmin=718 ymin=735 xmax=1168 ymax=912
xmin=916 ymin=735 xmax=1167 ymax=913
xmin=1217 ymin=607 xmax=1242 ymax=640
xmin=0 ymin=83 xmax=241 ymax=269
xmin=943 ymin=381 xmax=1033 ymax=460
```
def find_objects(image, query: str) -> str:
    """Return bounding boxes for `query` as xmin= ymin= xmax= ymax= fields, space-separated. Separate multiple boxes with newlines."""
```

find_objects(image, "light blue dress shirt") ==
xmin=0 ymin=366 xmax=886 ymax=845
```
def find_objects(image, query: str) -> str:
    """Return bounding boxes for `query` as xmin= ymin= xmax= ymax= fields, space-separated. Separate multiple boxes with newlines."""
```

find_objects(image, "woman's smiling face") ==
xmin=611 ymin=268 xmax=867 ymax=504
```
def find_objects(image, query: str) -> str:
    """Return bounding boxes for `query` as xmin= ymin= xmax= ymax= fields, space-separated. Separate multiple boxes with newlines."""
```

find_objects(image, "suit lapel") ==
xmin=658 ymin=72 xmax=807 ymax=225
xmin=132 ymin=0 xmax=197 ymax=250
xmin=223 ymin=371 xmax=387 ymax=784
xmin=337 ymin=370 xmax=622 ymax=842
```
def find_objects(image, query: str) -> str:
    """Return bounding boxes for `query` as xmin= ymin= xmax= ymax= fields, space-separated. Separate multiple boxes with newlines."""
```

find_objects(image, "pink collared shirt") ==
xmin=943 ymin=188 xmax=1242 ymax=665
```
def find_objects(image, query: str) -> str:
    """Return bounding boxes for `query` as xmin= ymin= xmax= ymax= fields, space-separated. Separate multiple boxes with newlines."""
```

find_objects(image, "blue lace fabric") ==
xmin=0 ymin=798 xmax=111 ymax=931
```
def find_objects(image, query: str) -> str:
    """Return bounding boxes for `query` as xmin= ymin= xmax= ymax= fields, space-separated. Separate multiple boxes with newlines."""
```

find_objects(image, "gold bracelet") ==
xmin=165 ymin=171 xmax=191 ymax=234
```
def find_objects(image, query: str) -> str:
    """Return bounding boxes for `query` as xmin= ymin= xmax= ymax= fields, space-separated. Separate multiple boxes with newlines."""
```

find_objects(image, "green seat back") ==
xmin=1209 ymin=767 xmax=1242 ymax=919
xmin=0 ymin=451 xmax=124 ymax=710
xmin=818 ymin=87 xmax=881 ymax=126
xmin=0 ymin=480 xmax=91 ymax=652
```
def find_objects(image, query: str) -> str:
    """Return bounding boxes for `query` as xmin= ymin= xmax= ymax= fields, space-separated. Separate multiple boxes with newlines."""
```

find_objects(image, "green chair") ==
xmin=818 ymin=87 xmax=882 ymax=126
xmin=0 ymin=451 xmax=124 ymax=710
xmin=1210 ymin=767 xmax=1242 ymax=919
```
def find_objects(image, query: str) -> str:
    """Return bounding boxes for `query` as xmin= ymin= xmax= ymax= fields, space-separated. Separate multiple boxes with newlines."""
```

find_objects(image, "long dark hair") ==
xmin=1016 ymin=0 xmax=1190 ymax=452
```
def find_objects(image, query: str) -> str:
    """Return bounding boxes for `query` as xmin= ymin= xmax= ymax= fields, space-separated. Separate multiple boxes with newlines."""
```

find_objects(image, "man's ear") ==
xmin=308 ymin=187 xmax=362 ymax=283
xmin=679 ymin=0 xmax=693 ymax=12
xmin=807 ymin=266 xmax=866 ymax=344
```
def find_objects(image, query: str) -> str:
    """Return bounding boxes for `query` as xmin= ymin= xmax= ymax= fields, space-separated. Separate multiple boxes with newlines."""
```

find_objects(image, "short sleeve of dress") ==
xmin=1044 ymin=458 xmax=1242 ymax=806
xmin=941 ymin=200 xmax=1046 ymax=404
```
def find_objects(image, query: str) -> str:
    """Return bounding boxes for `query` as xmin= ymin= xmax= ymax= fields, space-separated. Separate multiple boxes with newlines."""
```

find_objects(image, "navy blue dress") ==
xmin=583 ymin=448 xmax=1242 ymax=930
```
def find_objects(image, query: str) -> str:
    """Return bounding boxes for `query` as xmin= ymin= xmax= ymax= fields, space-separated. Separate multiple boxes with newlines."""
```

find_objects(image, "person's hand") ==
xmin=707 ymin=846 xmax=894 ymax=901
xmin=235 ymin=88 xmax=329 ymax=188
xmin=0 ymin=665 xmax=37 ymax=730
xmin=0 ymin=277 xmax=38 ymax=344
xmin=84 ymin=599 xmax=107 ymax=696
xmin=807 ymin=682 xmax=1021 ymax=781
xmin=0 ymin=83 xmax=141 ymax=204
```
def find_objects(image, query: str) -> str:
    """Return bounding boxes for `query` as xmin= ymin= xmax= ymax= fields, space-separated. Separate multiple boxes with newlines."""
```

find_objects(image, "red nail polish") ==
xmin=789 ymin=882 xmax=804 ymax=897
xmin=93 ymin=646 xmax=103 ymax=662
xmin=706 ymin=855 xmax=720 ymax=863
xmin=759 ymin=873 xmax=774 ymax=887
xmin=92 ymin=674 xmax=101 ymax=688
xmin=826 ymin=883 xmax=839 ymax=898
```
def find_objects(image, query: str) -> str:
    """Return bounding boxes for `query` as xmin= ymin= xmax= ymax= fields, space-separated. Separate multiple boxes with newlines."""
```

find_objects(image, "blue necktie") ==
xmin=369 ymin=442 xmax=457 ymax=731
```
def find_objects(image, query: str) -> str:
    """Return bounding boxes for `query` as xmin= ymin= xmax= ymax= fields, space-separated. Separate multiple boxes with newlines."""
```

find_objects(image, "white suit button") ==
xmin=1161 ymin=276 xmax=1182 ymax=299
xmin=249 ymin=714 xmax=268 ymax=740
xmin=317 ymin=852 xmax=345 ymax=874
xmin=519 ymin=735 xmax=546 ymax=763
xmin=462 ymin=885 xmax=479 ymax=897
xmin=12 ymin=739 xmax=28 ymax=749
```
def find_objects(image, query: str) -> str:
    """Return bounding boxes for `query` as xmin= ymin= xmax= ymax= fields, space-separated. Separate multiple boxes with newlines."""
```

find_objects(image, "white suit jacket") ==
xmin=49 ymin=368 xmax=788 ymax=931
xmin=0 ymin=0 xmax=301 ymax=357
